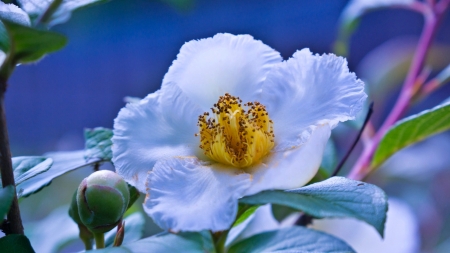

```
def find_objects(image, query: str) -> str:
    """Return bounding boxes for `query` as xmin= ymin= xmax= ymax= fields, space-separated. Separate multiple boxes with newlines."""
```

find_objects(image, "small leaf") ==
xmin=17 ymin=150 xmax=100 ymax=198
xmin=11 ymin=156 xmax=53 ymax=185
xmin=84 ymin=127 xmax=113 ymax=162
xmin=92 ymin=231 xmax=215 ymax=253
xmin=1 ymin=20 xmax=67 ymax=63
xmin=232 ymin=206 xmax=259 ymax=227
xmin=18 ymin=0 xmax=109 ymax=27
xmin=228 ymin=226 xmax=354 ymax=253
xmin=0 ymin=234 xmax=35 ymax=253
xmin=240 ymin=177 xmax=388 ymax=236
xmin=373 ymin=101 xmax=450 ymax=168
xmin=0 ymin=185 xmax=15 ymax=223
xmin=104 ymin=212 xmax=146 ymax=247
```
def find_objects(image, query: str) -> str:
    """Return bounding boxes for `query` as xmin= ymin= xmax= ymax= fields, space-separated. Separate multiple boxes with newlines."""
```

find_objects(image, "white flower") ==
xmin=112 ymin=33 xmax=366 ymax=232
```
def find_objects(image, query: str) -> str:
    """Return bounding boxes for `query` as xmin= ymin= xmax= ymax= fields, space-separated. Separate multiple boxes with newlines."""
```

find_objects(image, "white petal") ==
xmin=312 ymin=198 xmax=420 ymax=253
xmin=262 ymin=49 xmax=366 ymax=150
xmin=144 ymin=157 xmax=251 ymax=232
xmin=0 ymin=2 xmax=31 ymax=26
xmin=245 ymin=125 xmax=331 ymax=196
xmin=162 ymin=33 xmax=282 ymax=110
xmin=112 ymin=85 xmax=203 ymax=193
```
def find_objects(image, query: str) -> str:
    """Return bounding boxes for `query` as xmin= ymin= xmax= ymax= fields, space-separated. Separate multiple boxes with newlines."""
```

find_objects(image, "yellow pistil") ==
xmin=196 ymin=93 xmax=275 ymax=168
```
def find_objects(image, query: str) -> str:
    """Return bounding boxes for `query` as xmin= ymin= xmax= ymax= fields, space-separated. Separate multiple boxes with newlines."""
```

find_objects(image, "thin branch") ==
xmin=0 ymin=93 xmax=24 ymax=235
xmin=331 ymin=102 xmax=374 ymax=177
xmin=348 ymin=2 xmax=447 ymax=180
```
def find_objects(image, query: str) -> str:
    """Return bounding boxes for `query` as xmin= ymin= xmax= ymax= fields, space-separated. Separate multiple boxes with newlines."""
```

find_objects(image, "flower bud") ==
xmin=77 ymin=170 xmax=130 ymax=234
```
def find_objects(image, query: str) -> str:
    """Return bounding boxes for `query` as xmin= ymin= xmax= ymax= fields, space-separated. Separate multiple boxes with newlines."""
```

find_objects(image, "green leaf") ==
xmin=0 ymin=185 xmax=15 ymax=223
xmin=1 ymin=19 xmax=67 ymax=63
xmin=18 ymin=0 xmax=109 ymax=27
xmin=232 ymin=206 xmax=259 ymax=227
xmin=12 ymin=156 xmax=53 ymax=185
xmin=0 ymin=234 xmax=35 ymax=253
xmin=240 ymin=176 xmax=388 ymax=236
xmin=372 ymin=101 xmax=450 ymax=168
xmin=25 ymin=205 xmax=78 ymax=253
xmin=228 ymin=226 xmax=354 ymax=253
xmin=84 ymin=127 xmax=113 ymax=162
xmin=0 ymin=156 xmax=52 ymax=188
xmin=17 ymin=150 xmax=100 ymax=198
xmin=104 ymin=212 xmax=146 ymax=247
xmin=91 ymin=232 xmax=215 ymax=253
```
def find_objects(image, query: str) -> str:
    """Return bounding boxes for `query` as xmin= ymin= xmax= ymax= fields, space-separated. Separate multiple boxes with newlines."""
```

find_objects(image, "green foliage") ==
xmin=232 ymin=205 xmax=259 ymax=227
xmin=18 ymin=0 xmax=110 ymax=27
xmin=84 ymin=127 xmax=113 ymax=162
xmin=11 ymin=156 xmax=53 ymax=185
xmin=1 ymin=20 xmax=67 ymax=63
xmin=228 ymin=226 xmax=354 ymax=253
xmin=25 ymin=206 xmax=80 ymax=253
xmin=17 ymin=150 xmax=100 ymax=198
xmin=92 ymin=231 xmax=215 ymax=253
xmin=0 ymin=156 xmax=52 ymax=187
xmin=0 ymin=185 xmax=15 ymax=223
xmin=373 ymin=101 xmax=450 ymax=168
xmin=0 ymin=234 xmax=35 ymax=253
xmin=104 ymin=212 xmax=146 ymax=247
xmin=240 ymin=176 xmax=388 ymax=236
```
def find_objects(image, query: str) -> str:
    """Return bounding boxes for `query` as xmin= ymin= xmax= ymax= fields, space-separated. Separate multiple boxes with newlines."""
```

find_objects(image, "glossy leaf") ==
xmin=11 ymin=156 xmax=53 ymax=185
xmin=17 ymin=150 xmax=100 ymax=198
xmin=0 ymin=156 xmax=52 ymax=188
xmin=0 ymin=234 xmax=35 ymax=253
xmin=1 ymin=20 xmax=67 ymax=63
xmin=228 ymin=226 xmax=354 ymax=253
xmin=84 ymin=127 xmax=113 ymax=162
xmin=373 ymin=101 xmax=450 ymax=168
xmin=0 ymin=185 xmax=15 ymax=223
xmin=105 ymin=212 xmax=146 ymax=247
xmin=25 ymin=205 xmax=79 ymax=253
xmin=18 ymin=0 xmax=109 ymax=27
xmin=240 ymin=177 xmax=388 ymax=236
xmin=92 ymin=231 xmax=215 ymax=253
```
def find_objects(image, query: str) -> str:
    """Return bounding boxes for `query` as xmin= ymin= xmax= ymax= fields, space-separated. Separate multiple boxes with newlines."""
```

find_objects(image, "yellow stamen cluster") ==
xmin=196 ymin=93 xmax=275 ymax=168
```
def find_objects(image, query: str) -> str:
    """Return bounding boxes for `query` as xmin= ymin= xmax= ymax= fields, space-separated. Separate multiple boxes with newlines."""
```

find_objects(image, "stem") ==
xmin=94 ymin=232 xmax=105 ymax=249
xmin=212 ymin=230 xmax=229 ymax=253
xmin=35 ymin=0 xmax=64 ymax=26
xmin=348 ymin=3 xmax=447 ymax=180
xmin=331 ymin=102 xmax=373 ymax=177
xmin=0 ymin=79 xmax=23 ymax=235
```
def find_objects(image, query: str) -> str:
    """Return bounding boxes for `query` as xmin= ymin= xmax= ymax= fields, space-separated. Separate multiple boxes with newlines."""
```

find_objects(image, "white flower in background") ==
xmin=112 ymin=33 xmax=366 ymax=232
xmin=231 ymin=199 xmax=419 ymax=253
xmin=311 ymin=198 xmax=420 ymax=253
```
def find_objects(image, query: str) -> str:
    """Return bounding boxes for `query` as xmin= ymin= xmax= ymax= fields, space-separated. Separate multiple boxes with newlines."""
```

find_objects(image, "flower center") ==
xmin=197 ymin=93 xmax=275 ymax=168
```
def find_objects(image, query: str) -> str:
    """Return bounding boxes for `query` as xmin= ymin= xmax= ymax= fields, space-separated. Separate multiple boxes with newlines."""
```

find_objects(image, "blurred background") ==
xmin=3 ymin=0 xmax=450 ymax=252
